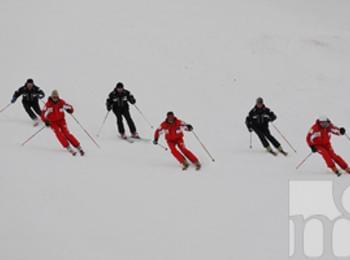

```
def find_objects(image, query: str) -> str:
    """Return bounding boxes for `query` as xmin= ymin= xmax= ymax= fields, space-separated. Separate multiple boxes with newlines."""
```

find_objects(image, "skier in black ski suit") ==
xmin=11 ymin=79 xmax=45 ymax=125
xmin=245 ymin=97 xmax=287 ymax=155
xmin=106 ymin=82 xmax=139 ymax=139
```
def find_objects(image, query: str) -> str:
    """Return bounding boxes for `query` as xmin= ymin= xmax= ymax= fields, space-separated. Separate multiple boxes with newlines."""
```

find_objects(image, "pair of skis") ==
xmin=119 ymin=136 xmax=151 ymax=144
xmin=68 ymin=148 xmax=85 ymax=157
xmin=267 ymin=148 xmax=288 ymax=157
xmin=182 ymin=163 xmax=201 ymax=171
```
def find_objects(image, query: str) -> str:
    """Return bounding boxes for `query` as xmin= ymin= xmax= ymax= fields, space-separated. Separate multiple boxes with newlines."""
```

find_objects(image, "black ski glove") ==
xmin=153 ymin=139 xmax=158 ymax=145
xmin=186 ymin=124 xmax=193 ymax=131
xmin=129 ymin=96 xmax=136 ymax=105
xmin=106 ymin=104 xmax=112 ymax=111
xmin=310 ymin=145 xmax=317 ymax=153
xmin=45 ymin=120 xmax=50 ymax=127
xmin=11 ymin=97 xmax=16 ymax=103
xmin=340 ymin=127 xmax=346 ymax=135
xmin=248 ymin=127 xmax=253 ymax=133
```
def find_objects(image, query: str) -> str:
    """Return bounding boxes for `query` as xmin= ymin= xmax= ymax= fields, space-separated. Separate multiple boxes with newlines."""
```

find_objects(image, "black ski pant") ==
xmin=113 ymin=108 xmax=137 ymax=135
xmin=253 ymin=126 xmax=281 ymax=149
xmin=22 ymin=100 xmax=41 ymax=120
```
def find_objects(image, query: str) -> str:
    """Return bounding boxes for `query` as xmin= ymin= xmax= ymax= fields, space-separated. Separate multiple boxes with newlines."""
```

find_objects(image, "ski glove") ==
xmin=186 ymin=124 xmax=193 ymax=131
xmin=340 ymin=127 xmax=346 ymax=135
xmin=310 ymin=145 xmax=317 ymax=153
xmin=129 ymin=96 xmax=136 ymax=104
xmin=248 ymin=127 xmax=253 ymax=133
xmin=106 ymin=104 xmax=112 ymax=111
xmin=45 ymin=120 xmax=50 ymax=127
xmin=64 ymin=106 xmax=73 ymax=114
xmin=153 ymin=139 xmax=158 ymax=145
xmin=11 ymin=97 xmax=16 ymax=103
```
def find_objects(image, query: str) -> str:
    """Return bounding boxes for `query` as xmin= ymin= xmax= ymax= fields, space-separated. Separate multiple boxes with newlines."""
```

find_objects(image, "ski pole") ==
xmin=21 ymin=126 xmax=46 ymax=146
xmin=296 ymin=152 xmax=313 ymax=170
xmin=272 ymin=123 xmax=297 ymax=153
xmin=249 ymin=132 xmax=253 ymax=149
xmin=70 ymin=114 xmax=101 ymax=148
xmin=96 ymin=111 xmax=110 ymax=137
xmin=133 ymin=104 xmax=154 ymax=129
xmin=157 ymin=143 xmax=168 ymax=151
xmin=0 ymin=103 xmax=11 ymax=113
xmin=192 ymin=130 xmax=215 ymax=162
xmin=345 ymin=133 xmax=350 ymax=142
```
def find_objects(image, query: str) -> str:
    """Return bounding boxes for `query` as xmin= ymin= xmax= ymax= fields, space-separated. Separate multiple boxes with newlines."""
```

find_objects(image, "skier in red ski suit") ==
xmin=153 ymin=112 xmax=201 ymax=170
xmin=41 ymin=90 xmax=84 ymax=156
xmin=306 ymin=116 xmax=350 ymax=176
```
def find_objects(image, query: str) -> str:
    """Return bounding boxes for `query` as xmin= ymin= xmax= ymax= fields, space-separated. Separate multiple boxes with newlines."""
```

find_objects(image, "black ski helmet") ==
xmin=26 ymin=78 xmax=34 ymax=84
xmin=167 ymin=111 xmax=174 ymax=117
xmin=116 ymin=82 xmax=124 ymax=89
xmin=256 ymin=97 xmax=264 ymax=104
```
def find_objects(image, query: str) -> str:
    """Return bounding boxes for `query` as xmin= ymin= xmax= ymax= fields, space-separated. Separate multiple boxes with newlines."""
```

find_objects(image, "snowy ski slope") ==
xmin=1 ymin=0 xmax=350 ymax=259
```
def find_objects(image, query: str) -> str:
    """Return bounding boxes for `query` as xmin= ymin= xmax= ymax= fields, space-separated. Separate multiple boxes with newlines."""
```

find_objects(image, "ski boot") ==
xmin=331 ymin=167 xmax=342 ymax=177
xmin=131 ymin=132 xmax=140 ymax=139
xmin=194 ymin=161 xmax=202 ymax=171
xmin=266 ymin=146 xmax=277 ymax=156
xmin=121 ymin=133 xmax=127 ymax=140
xmin=67 ymin=146 xmax=77 ymax=156
xmin=278 ymin=146 xmax=288 ymax=156
xmin=77 ymin=146 xmax=85 ymax=156
xmin=182 ymin=160 xmax=190 ymax=171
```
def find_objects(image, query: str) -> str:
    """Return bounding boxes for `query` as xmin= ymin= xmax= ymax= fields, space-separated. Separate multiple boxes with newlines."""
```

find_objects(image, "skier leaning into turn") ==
xmin=153 ymin=111 xmax=201 ymax=171
xmin=11 ymin=78 xmax=45 ymax=126
xmin=307 ymin=116 xmax=350 ymax=176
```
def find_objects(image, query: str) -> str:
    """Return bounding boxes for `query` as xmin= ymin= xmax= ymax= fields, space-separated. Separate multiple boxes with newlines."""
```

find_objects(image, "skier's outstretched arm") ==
xmin=127 ymin=92 xmax=136 ymax=104
xmin=63 ymin=101 xmax=74 ymax=114
xmin=37 ymin=88 xmax=45 ymax=99
xmin=106 ymin=94 xmax=113 ymax=111
xmin=330 ymin=124 xmax=346 ymax=136
xmin=267 ymin=108 xmax=277 ymax=122
xmin=153 ymin=127 xmax=163 ymax=144
xmin=11 ymin=87 xmax=23 ymax=103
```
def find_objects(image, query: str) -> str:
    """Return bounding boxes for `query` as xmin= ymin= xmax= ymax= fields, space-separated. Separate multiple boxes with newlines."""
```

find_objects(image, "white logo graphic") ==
xmin=289 ymin=181 xmax=350 ymax=259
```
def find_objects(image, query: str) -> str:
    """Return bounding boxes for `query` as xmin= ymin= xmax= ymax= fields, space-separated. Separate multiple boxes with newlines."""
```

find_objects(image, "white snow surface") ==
xmin=1 ymin=0 xmax=350 ymax=259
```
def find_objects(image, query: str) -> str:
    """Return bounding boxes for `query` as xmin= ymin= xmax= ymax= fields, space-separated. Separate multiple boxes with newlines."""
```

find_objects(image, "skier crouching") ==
xmin=307 ymin=116 xmax=350 ymax=176
xmin=11 ymin=78 xmax=45 ymax=126
xmin=41 ymin=90 xmax=85 ymax=156
xmin=153 ymin=112 xmax=201 ymax=170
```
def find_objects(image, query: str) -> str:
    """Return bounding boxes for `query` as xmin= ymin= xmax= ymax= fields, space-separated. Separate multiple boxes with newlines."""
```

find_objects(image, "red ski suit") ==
xmin=154 ymin=118 xmax=198 ymax=164
xmin=41 ymin=98 xmax=80 ymax=148
xmin=306 ymin=120 xmax=348 ymax=169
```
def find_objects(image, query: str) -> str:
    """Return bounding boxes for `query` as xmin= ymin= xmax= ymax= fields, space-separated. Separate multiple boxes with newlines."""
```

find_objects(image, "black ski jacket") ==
xmin=246 ymin=105 xmax=277 ymax=130
xmin=12 ymin=85 xmax=45 ymax=103
xmin=106 ymin=89 xmax=136 ymax=111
